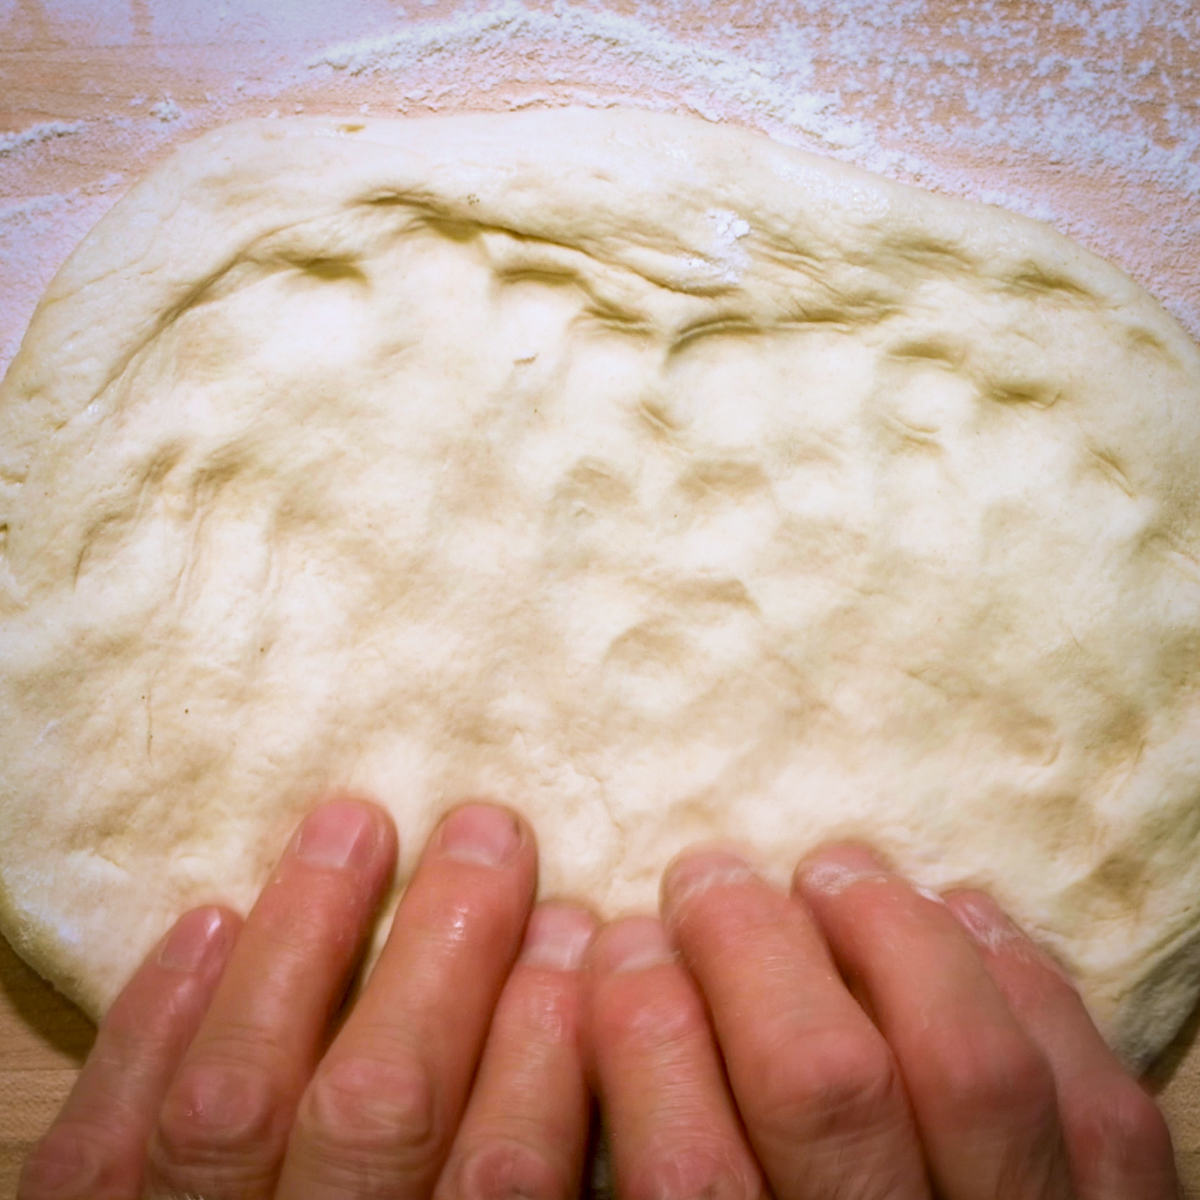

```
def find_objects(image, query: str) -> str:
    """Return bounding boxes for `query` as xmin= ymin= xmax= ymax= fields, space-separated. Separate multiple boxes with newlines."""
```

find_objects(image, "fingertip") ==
xmin=944 ymin=889 xmax=1023 ymax=950
xmin=660 ymin=847 xmax=758 ymax=921
xmin=437 ymin=801 xmax=530 ymax=869
xmin=590 ymin=916 xmax=676 ymax=976
xmin=358 ymin=795 xmax=401 ymax=859
xmin=793 ymin=841 xmax=891 ymax=897
xmin=518 ymin=902 xmax=598 ymax=971
xmin=291 ymin=796 xmax=394 ymax=872
xmin=156 ymin=905 xmax=240 ymax=974
xmin=945 ymin=888 xmax=1078 ymax=989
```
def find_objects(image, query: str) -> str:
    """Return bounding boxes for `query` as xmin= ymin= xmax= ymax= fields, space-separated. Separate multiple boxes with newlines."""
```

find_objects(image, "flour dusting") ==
xmin=0 ymin=122 xmax=86 ymax=158
xmin=149 ymin=98 xmax=183 ymax=123
xmin=297 ymin=0 xmax=1200 ymax=332
xmin=304 ymin=1 xmax=1198 ymax=198
xmin=2 ymin=0 xmax=1199 ymax=371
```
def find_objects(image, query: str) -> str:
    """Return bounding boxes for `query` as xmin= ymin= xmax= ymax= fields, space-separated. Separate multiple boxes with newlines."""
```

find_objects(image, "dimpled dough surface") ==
xmin=2 ymin=109 xmax=1200 ymax=1065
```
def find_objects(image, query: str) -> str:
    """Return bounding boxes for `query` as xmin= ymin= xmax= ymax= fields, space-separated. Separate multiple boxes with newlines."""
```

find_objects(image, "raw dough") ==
xmin=2 ymin=109 xmax=1200 ymax=1067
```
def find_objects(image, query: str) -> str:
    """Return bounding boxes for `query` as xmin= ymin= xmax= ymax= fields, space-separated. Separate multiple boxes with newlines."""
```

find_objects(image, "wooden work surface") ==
xmin=2 ymin=1 xmax=1199 ymax=1194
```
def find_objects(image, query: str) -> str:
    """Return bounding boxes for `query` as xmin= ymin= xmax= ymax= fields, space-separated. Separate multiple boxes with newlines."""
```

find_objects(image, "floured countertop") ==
xmin=1 ymin=0 xmax=1198 ymax=1193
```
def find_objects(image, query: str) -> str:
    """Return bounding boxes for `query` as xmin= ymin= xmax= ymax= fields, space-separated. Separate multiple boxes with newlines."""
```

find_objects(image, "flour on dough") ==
xmin=2 ymin=109 xmax=1200 ymax=1067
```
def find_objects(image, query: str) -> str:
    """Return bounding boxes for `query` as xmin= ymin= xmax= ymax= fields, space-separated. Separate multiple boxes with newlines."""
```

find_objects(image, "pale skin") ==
xmin=19 ymin=798 xmax=1179 ymax=1200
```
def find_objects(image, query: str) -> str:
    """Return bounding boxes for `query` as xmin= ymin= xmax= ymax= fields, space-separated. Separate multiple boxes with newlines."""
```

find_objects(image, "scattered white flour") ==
xmin=308 ymin=4 xmax=874 ymax=159
xmin=686 ymin=208 xmax=752 ymax=283
xmin=149 ymin=97 xmax=183 ymax=123
xmin=296 ymin=0 xmax=1200 ymax=332
xmin=0 ymin=122 xmax=85 ymax=158
xmin=2 ymin=0 xmax=1199 ymax=371
xmin=304 ymin=1 xmax=1198 ymax=194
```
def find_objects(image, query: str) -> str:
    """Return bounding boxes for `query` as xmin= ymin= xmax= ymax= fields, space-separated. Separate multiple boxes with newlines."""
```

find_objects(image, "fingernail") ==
xmin=158 ymin=906 xmax=229 ymax=972
xmin=949 ymin=891 xmax=1022 ymax=952
xmin=294 ymin=801 xmax=376 ymax=870
xmin=519 ymin=903 xmax=597 ymax=970
xmin=439 ymin=803 xmax=522 ymax=867
xmin=597 ymin=917 xmax=676 ymax=974
xmin=663 ymin=849 xmax=757 ymax=912
xmin=797 ymin=843 xmax=890 ymax=895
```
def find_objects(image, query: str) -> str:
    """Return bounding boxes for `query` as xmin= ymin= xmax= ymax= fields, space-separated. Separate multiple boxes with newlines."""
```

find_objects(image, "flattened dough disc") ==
xmin=2 ymin=109 xmax=1200 ymax=1066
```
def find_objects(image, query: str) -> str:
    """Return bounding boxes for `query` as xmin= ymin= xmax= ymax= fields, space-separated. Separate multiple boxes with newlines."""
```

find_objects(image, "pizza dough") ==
xmin=2 ymin=108 xmax=1200 ymax=1067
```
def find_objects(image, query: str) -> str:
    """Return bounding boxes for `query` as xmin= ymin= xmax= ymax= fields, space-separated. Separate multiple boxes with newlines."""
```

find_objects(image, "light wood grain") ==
xmin=0 ymin=935 xmax=94 ymax=1198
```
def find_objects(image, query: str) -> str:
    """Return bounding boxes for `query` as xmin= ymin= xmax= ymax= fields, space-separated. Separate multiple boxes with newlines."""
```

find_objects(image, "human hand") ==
xmin=19 ymin=798 xmax=598 ymax=1200
xmin=587 ymin=842 xmax=1180 ymax=1200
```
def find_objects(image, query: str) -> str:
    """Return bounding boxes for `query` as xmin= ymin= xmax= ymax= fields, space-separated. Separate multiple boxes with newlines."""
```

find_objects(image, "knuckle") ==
xmin=625 ymin=1145 xmax=763 ymax=1200
xmin=440 ymin=1139 xmax=563 ymax=1200
xmin=994 ymin=1118 xmax=1072 ymax=1198
xmin=1065 ymin=1079 xmax=1175 ymax=1177
xmin=153 ymin=1056 xmax=280 ymax=1169
xmin=297 ymin=1050 xmax=441 ymax=1174
xmin=925 ymin=1023 xmax=1057 ymax=1127
xmin=753 ymin=1024 xmax=902 ymax=1143
xmin=19 ymin=1126 xmax=105 ymax=1200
